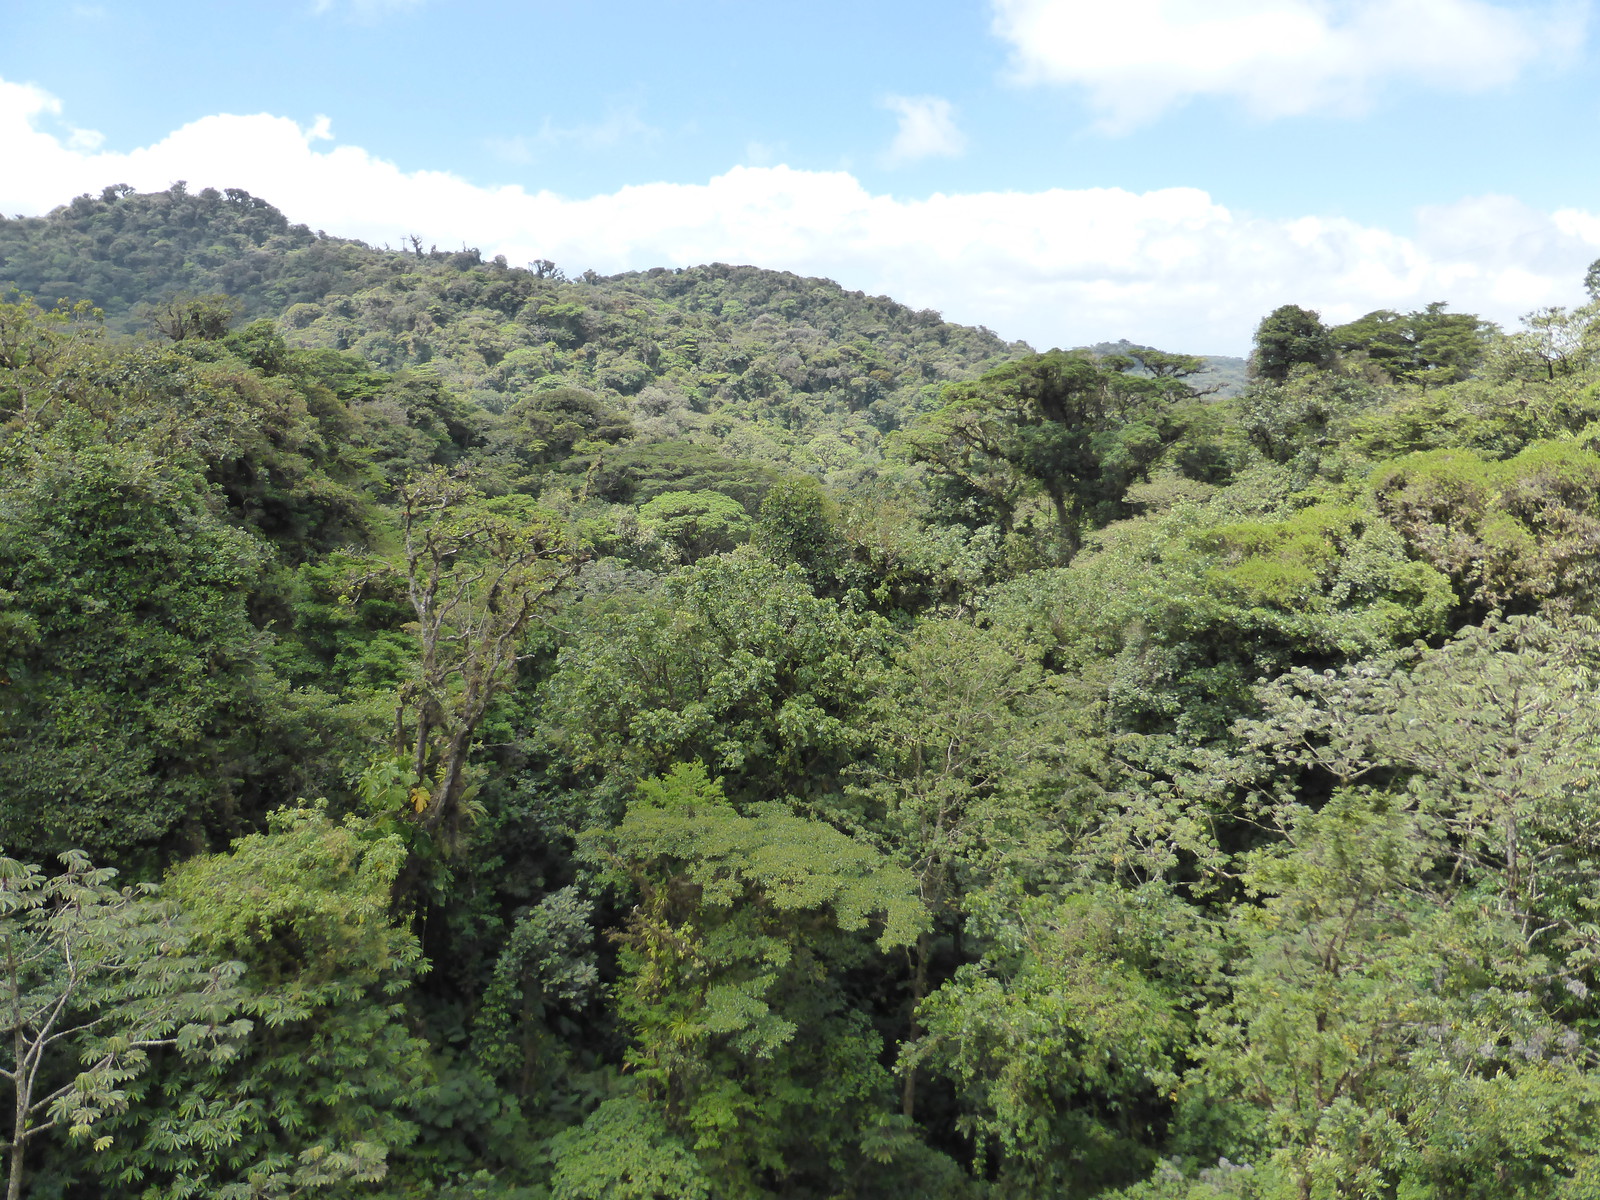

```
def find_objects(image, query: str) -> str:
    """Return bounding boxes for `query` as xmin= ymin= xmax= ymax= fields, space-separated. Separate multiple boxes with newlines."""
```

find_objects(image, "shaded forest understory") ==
xmin=4 ymin=183 xmax=1600 ymax=1199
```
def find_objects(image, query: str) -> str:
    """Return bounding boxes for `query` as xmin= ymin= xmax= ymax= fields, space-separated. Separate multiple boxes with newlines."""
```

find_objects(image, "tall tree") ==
xmin=0 ymin=851 xmax=244 ymax=1200
xmin=1331 ymin=302 xmax=1495 ymax=385
xmin=853 ymin=619 xmax=1082 ymax=1118
xmin=575 ymin=764 xmax=927 ymax=1199
xmin=1249 ymin=305 xmax=1333 ymax=383
xmin=94 ymin=807 xmax=434 ymax=1198
xmin=388 ymin=470 xmax=580 ymax=842
xmin=0 ymin=428 xmax=279 ymax=859
xmin=897 ymin=350 xmax=1198 ymax=563
xmin=541 ymin=552 xmax=890 ymax=809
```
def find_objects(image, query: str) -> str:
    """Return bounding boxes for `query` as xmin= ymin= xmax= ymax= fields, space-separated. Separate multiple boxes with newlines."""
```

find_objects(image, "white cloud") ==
xmin=0 ymin=78 xmax=109 ymax=162
xmin=881 ymin=94 xmax=968 ymax=165
xmin=3 ymin=78 xmax=1598 ymax=354
xmin=991 ymin=0 xmax=1588 ymax=129
xmin=484 ymin=108 xmax=658 ymax=165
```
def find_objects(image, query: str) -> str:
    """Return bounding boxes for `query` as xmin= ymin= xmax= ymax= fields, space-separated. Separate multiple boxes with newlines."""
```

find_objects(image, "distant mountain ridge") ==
xmin=1077 ymin=338 xmax=1249 ymax=398
xmin=1 ymin=186 xmax=1239 ymax=478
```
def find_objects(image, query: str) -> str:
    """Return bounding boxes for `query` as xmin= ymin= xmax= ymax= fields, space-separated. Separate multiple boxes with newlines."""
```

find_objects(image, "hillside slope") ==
xmin=1 ymin=184 xmax=1032 ymax=468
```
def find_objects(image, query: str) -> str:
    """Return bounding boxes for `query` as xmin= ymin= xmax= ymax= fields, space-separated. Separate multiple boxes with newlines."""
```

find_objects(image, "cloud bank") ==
xmin=3 ymin=76 xmax=1598 ymax=355
xmin=991 ymin=0 xmax=1587 ymax=130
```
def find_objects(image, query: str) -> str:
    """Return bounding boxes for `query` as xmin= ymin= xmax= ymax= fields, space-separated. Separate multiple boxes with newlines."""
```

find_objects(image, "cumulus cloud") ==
xmin=2 ymin=78 xmax=109 ymax=163
xmin=881 ymin=94 xmax=967 ymax=165
xmin=3 ymin=77 xmax=1598 ymax=354
xmin=991 ymin=0 xmax=1588 ymax=129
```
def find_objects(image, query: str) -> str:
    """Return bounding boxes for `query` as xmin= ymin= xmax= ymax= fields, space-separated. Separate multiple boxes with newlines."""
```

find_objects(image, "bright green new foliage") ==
xmin=91 ymin=808 xmax=434 ymax=1199
xmin=637 ymin=489 xmax=753 ymax=562
xmin=583 ymin=764 xmax=927 ymax=1198
xmin=0 ymin=851 xmax=246 ymax=1200
xmin=543 ymin=552 xmax=891 ymax=807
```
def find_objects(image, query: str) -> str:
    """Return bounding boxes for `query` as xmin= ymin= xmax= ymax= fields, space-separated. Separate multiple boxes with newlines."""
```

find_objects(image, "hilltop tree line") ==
xmin=4 ymin=184 xmax=1600 ymax=1199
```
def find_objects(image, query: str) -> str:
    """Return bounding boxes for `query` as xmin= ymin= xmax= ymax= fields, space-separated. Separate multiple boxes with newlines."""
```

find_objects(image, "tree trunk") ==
xmin=901 ymin=930 xmax=931 ymax=1120
xmin=425 ymin=729 xmax=474 ymax=833
xmin=1048 ymin=489 xmax=1081 ymax=565
xmin=8 ymin=1073 xmax=29 ymax=1200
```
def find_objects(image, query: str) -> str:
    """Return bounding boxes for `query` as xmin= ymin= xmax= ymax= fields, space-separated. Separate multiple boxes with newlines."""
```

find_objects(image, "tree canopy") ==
xmin=4 ymin=184 xmax=1600 ymax=1199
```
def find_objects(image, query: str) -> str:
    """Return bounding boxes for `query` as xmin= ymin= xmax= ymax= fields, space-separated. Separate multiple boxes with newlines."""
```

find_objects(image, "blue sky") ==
xmin=3 ymin=0 xmax=1599 ymax=353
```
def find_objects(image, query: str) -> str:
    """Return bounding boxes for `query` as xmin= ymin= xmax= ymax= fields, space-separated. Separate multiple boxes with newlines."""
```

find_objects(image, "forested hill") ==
xmin=0 ymin=183 xmax=1029 ymax=466
xmin=6 ymin=182 xmax=1600 ymax=1200
xmin=2 ymin=182 xmax=344 ymax=320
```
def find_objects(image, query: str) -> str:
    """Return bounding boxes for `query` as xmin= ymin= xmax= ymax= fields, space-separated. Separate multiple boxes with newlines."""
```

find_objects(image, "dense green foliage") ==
xmin=5 ymin=186 xmax=1600 ymax=1198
